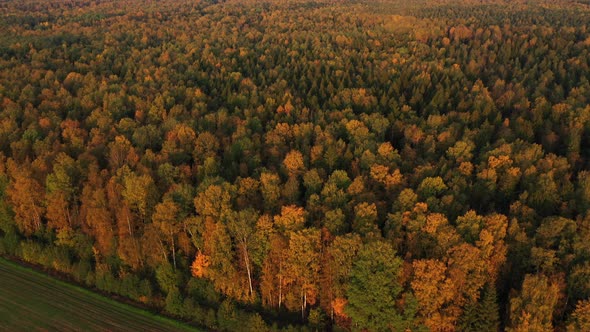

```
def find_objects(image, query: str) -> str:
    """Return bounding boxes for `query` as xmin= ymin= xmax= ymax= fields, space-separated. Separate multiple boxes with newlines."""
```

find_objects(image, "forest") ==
xmin=1 ymin=0 xmax=590 ymax=330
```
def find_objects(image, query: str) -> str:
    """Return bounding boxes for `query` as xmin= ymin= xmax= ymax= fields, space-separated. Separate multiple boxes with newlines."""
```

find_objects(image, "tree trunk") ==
xmin=242 ymin=238 xmax=253 ymax=297
xmin=29 ymin=196 xmax=41 ymax=230
xmin=127 ymin=213 xmax=143 ymax=267
xmin=171 ymin=232 xmax=176 ymax=270
xmin=157 ymin=236 xmax=168 ymax=262
xmin=279 ymin=271 xmax=282 ymax=309
xmin=301 ymin=289 xmax=306 ymax=320
xmin=126 ymin=214 xmax=133 ymax=236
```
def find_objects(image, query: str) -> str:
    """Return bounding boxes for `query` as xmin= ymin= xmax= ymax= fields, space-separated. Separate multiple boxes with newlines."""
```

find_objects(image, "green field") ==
xmin=0 ymin=258 xmax=198 ymax=332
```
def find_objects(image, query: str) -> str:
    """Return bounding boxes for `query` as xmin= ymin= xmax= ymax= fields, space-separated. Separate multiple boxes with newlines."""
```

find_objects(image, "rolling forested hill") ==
xmin=1 ymin=0 xmax=590 ymax=330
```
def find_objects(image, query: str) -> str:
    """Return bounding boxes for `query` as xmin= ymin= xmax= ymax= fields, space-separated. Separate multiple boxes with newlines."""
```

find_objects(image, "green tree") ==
xmin=459 ymin=284 xmax=500 ymax=332
xmin=346 ymin=240 xmax=403 ymax=331
xmin=165 ymin=288 xmax=184 ymax=316
xmin=156 ymin=262 xmax=180 ymax=294
xmin=417 ymin=176 xmax=448 ymax=198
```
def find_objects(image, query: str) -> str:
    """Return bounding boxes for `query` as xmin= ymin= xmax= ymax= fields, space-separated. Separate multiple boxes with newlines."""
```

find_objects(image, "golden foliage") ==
xmin=283 ymin=150 xmax=305 ymax=176
xmin=191 ymin=251 xmax=211 ymax=278
xmin=274 ymin=205 xmax=306 ymax=231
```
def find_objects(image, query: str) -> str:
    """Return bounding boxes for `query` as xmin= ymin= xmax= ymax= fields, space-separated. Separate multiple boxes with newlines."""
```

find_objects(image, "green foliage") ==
xmin=417 ymin=176 xmax=448 ymax=198
xmin=0 ymin=201 xmax=16 ymax=234
xmin=459 ymin=284 xmax=500 ymax=332
xmin=45 ymin=153 xmax=79 ymax=197
xmin=156 ymin=263 xmax=181 ymax=294
xmin=346 ymin=241 xmax=403 ymax=331
xmin=0 ymin=230 xmax=19 ymax=255
xmin=165 ymin=288 xmax=184 ymax=316
xmin=216 ymin=300 xmax=239 ymax=332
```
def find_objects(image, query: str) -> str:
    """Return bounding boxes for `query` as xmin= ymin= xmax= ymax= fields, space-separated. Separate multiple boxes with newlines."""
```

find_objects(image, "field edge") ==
xmin=0 ymin=255 xmax=201 ymax=332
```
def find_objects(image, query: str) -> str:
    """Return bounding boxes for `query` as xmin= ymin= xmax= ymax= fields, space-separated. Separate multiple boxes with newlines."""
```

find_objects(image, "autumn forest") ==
xmin=1 ymin=0 xmax=590 ymax=330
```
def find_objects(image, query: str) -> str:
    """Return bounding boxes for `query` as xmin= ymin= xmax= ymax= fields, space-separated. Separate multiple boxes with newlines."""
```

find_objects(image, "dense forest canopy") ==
xmin=1 ymin=0 xmax=590 ymax=330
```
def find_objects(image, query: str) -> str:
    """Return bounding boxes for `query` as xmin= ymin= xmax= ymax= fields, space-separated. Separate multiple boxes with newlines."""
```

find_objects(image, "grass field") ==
xmin=0 ymin=258 xmax=198 ymax=332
